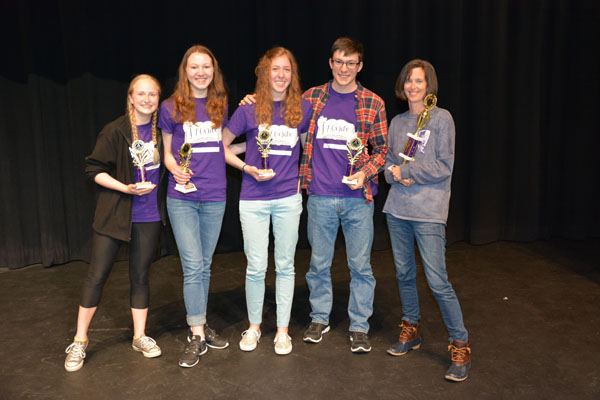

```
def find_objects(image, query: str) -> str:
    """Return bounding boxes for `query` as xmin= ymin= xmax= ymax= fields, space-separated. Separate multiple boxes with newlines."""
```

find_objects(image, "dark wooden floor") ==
xmin=1 ymin=239 xmax=599 ymax=399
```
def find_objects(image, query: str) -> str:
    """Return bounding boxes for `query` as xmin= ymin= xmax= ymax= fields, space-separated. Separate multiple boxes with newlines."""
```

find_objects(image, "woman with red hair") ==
xmin=159 ymin=45 xmax=230 ymax=368
xmin=223 ymin=47 xmax=311 ymax=355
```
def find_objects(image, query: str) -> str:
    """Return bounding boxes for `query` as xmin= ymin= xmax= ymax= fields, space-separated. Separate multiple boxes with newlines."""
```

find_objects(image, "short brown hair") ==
xmin=395 ymin=59 xmax=438 ymax=100
xmin=331 ymin=37 xmax=364 ymax=62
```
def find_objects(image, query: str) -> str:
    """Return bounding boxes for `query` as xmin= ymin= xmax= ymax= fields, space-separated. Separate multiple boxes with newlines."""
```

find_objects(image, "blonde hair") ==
xmin=254 ymin=47 xmax=303 ymax=128
xmin=169 ymin=45 xmax=227 ymax=127
xmin=127 ymin=74 xmax=161 ymax=163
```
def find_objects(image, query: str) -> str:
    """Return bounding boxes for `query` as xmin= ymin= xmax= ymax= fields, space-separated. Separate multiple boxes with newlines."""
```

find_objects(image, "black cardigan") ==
xmin=85 ymin=114 xmax=167 ymax=242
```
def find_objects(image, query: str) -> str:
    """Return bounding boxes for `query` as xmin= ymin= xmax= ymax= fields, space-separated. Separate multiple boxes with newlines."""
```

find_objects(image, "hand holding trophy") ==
xmin=256 ymin=127 xmax=275 ymax=178
xmin=174 ymin=142 xmax=197 ymax=193
xmin=129 ymin=140 xmax=154 ymax=189
xmin=342 ymin=136 xmax=364 ymax=185
xmin=399 ymin=93 xmax=437 ymax=164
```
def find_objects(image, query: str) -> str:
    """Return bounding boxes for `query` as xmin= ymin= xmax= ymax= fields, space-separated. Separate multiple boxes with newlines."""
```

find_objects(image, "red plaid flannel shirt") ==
xmin=299 ymin=81 xmax=388 ymax=203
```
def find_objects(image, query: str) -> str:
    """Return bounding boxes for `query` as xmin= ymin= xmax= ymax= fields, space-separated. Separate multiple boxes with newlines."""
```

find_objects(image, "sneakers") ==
xmin=349 ymin=331 xmax=372 ymax=353
xmin=187 ymin=326 xmax=229 ymax=349
xmin=132 ymin=335 xmax=161 ymax=358
xmin=445 ymin=340 xmax=471 ymax=382
xmin=64 ymin=339 xmax=88 ymax=372
xmin=179 ymin=335 xmax=207 ymax=368
xmin=239 ymin=329 xmax=261 ymax=351
xmin=387 ymin=320 xmax=422 ymax=356
xmin=303 ymin=322 xmax=330 ymax=343
xmin=273 ymin=333 xmax=292 ymax=355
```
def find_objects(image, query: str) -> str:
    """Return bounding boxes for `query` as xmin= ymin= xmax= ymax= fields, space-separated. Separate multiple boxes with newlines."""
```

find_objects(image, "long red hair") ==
xmin=169 ymin=45 xmax=227 ymax=127
xmin=254 ymin=47 xmax=303 ymax=128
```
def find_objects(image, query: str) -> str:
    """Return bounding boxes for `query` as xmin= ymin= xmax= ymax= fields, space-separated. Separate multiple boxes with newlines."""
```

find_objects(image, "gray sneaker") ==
xmin=132 ymin=335 xmax=162 ymax=358
xmin=64 ymin=340 xmax=88 ymax=372
xmin=239 ymin=329 xmax=261 ymax=351
xmin=274 ymin=333 xmax=292 ymax=355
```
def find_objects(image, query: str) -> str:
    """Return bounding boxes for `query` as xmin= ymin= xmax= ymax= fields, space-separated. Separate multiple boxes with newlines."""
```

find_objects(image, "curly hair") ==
xmin=169 ymin=45 xmax=227 ymax=127
xmin=254 ymin=47 xmax=303 ymax=128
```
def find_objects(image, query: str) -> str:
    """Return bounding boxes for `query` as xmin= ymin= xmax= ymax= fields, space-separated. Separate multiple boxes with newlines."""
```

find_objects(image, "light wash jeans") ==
xmin=240 ymin=193 xmax=302 ymax=328
xmin=306 ymin=194 xmax=376 ymax=333
xmin=386 ymin=214 xmax=468 ymax=342
xmin=167 ymin=197 xmax=225 ymax=327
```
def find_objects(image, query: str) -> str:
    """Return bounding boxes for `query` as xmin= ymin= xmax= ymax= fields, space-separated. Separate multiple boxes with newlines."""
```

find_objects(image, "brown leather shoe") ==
xmin=386 ymin=320 xmax=422 ymax=356
xmin=445 ymin=339 xmax=471 ymax=382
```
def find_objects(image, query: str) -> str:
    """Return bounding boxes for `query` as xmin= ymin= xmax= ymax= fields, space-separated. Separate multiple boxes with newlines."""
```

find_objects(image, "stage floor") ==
xmin=1 ymin=240 xmax=599 ymax=399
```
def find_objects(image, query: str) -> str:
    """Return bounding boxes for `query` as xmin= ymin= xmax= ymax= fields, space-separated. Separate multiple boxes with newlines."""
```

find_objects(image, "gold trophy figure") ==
xmin=399 ymin=94 xmax=437 ymax=164
xmin=129 ymin=139 xmax=154 ymax=189
xmin=256 ymin=128 xmax=274 ymax=177
xmin=174 ymin=142 xmax=197 ymax=193
xmin=342 ymin=136 xmax=365 ymax=185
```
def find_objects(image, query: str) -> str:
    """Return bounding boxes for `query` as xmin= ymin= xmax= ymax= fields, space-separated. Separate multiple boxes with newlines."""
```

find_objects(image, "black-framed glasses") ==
xmin=331 ymin=59 xmax=361 ymax=69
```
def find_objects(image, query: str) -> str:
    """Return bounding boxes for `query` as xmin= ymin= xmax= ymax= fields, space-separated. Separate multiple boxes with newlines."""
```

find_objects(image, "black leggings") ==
xmin=80 ymin=222 xmax=161 ymax=309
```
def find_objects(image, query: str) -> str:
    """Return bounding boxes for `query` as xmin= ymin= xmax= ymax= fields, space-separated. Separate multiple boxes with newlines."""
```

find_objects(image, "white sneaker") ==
xmin=64 ymin=340 xmax=88 ymax=372
xmin=132 ymin=335 xmax=162 ymax=358
xmin=239 ymin=329 xmax=261 ymax=351
xmin=274 ymin=333 xmax=292 ymax=355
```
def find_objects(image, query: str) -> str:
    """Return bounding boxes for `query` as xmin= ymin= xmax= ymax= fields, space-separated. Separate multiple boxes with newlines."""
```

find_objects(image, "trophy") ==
xmin=174 ymin=142 xmax=197 ymax=193
xmin=129 ymin=140 xmax=154 ymax=189
xmin=341 ymin=136 xmax=364 ymax=185
xmin=256 ymin=127 xmax=274 ymax=177
xmin=399 ymin=94 xmax=437 ymax=164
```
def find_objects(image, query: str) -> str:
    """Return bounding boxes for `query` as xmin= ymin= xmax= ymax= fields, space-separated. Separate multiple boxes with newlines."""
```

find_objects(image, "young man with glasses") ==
xmin=300 ymin=37 xmax=387 ymax=353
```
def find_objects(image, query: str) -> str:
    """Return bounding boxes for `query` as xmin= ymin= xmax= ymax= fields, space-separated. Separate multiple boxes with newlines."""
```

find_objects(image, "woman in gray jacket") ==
xmin=383 ymin=59 xmax=471 ymax=382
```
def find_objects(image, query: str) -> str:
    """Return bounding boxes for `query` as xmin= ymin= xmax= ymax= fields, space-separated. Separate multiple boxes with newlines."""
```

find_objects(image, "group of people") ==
xmin=64 ymin=37 xmax=471 ymax=382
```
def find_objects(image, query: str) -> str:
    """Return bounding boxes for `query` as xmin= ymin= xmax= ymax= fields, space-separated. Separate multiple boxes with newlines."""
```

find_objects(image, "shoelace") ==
xmin=448 ymin=344 xmax=471 ymax=363
xmin=186 ymin=337 xmax=202 ymax=354
xmin=137 ymin=336 xmax=157 ymax=350
xmin=398 ymin=324 xmax=417 ymax=340
xmin=65 ymin=342 xmax=86 ymax=358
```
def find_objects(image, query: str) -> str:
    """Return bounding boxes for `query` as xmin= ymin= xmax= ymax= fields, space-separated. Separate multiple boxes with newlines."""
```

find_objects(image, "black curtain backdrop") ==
xmin=1 ymin=0 xmax=598 ymax=268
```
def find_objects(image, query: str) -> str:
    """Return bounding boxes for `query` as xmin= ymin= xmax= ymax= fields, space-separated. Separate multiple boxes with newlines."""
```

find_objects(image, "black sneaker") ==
xmin=349 ymin=331 xmax=371 ymax=353
xmin=188 ymin=326 xmax=229 ymax=349
xmin=303 ymin=322 xmax=330 ymax=343
xmin=179 ymin=335 xmax=207 ymax=368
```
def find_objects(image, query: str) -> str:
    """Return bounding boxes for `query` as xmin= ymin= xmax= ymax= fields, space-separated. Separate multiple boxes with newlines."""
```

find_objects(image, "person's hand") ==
xmin=399 ymin=178 xmax=415 ymax=187
xmin=243 ymin=165 xmax=276 ymax=181
xmin=126 ymin=183 xmax=156 ymax=196
xmin=344 ymin=171 xmax=365 ymax=190
xmin=171 ymin=165 xmax=194 ymax=185
xmin=239 ymin=94 xmax=257 ymax=106
xmin=391 ymin=165 xmax=402 ymax=181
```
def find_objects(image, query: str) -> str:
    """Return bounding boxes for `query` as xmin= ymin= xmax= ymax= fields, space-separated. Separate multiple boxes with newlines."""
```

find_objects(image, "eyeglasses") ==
xmin=331 ymin=59 xmax=361 ymax=69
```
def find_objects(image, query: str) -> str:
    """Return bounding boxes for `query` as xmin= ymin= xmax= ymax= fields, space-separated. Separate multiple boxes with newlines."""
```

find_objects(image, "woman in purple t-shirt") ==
xmin=158 ymin=45 xmax=230 ymax=368
xmin=64 ymin=75 xmax=165 ymax=372
xmin=223 ymin=47 xmax=311 ymax=355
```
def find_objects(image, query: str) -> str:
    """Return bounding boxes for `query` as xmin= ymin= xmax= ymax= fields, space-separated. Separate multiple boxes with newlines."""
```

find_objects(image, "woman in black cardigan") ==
xmin=64 ymin=74 xmax=167 ymax=372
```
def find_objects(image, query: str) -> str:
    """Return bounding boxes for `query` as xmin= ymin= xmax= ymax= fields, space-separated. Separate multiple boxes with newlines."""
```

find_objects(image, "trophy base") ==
xmin=175 ymin=183 xmax=197 ymax=193
xmin=258 ymin=169 xmax=275 ymax=178
xmin=342 ymin=176 xmax=358 ymax=185
xmin=135 ymin=182 xmax=154 ymax=189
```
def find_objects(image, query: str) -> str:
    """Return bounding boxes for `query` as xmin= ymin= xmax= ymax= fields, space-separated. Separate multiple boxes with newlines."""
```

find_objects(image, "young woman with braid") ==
xmin=64 ymin=74 xmax=166 ymax=372
xmin=159 ymin=45 xmax=231 ymax=368
xmin=222 ymin=47 xmax=311 ymax=355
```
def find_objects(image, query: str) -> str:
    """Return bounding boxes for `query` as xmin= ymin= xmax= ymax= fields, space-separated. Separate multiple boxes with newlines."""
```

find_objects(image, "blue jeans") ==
xmin=167 ymin=197 xmax=225 ymax=327
xmin=386 ymin=214 xmax=468 ymax=342
xmin=240 ymin=193 xmax=302 ymax=328
xmin=306 ymin=195 xmax=376 ymax=333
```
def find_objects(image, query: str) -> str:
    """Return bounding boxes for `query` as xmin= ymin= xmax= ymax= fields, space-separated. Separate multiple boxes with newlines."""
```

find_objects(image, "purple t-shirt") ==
xmin=159 ymin=98 xmax=228 ymax=202
xmin=131 ymin=122 xmax=161 ymax=222
xmin=228 ymin=99 xmax=312 ymax=200
xmin=308 ymin=88 xmax=377 ymax=198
